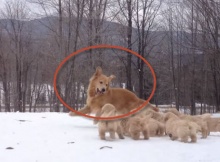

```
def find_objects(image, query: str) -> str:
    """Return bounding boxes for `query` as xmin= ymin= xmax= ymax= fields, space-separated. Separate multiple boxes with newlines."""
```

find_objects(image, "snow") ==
xmin=1 ymin=113 xmax=220 ymax=162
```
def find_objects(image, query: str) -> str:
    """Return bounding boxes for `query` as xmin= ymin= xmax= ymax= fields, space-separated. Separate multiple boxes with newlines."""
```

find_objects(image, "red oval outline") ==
xmin=53 ymin=44 xmax=157 ymax=120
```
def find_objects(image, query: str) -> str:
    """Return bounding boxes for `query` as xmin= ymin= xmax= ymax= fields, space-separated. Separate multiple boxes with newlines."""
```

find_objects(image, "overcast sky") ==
xmin=0 ymin=0 xmax=169 ymax=20
xmin=0 ymin=0 xmax=44 ymax=18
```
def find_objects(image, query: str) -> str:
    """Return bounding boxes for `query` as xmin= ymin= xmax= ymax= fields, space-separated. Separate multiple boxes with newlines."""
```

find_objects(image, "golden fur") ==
xmin=207 ymin=118 xmax=220 ymax=133
xmin=142 ymin=117 xmax=165 ymax=137
xmin=164 ymin=108 xmax=182 ymax=116
xmin=69 ymin=67 xmax=158 ymax=117
xmin=120 ymin=116 xmax=149 ymax=140
xmin=179 ymin=115 xmax=208 ymax=138
xmin=137 ymin=109 xmax=164 ymax=122
xmin=164 ymin=112 xmax=199 ymax=143
xmin=98 ymin=104 xmax=124 ymax=140
xmin=164 ymin=108 xmax=209 ymax=138
xmin=195 ymin=113 xmax=212 ymax=119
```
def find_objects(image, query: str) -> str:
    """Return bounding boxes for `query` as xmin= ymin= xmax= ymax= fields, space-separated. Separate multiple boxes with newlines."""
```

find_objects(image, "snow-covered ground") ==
xmin=1 ymin=112 xmax=220 ymax=162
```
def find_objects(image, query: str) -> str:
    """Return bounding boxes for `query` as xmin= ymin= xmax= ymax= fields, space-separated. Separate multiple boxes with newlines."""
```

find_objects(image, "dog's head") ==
xmin=164 ymin=112 xmax=178 ymax=122
xmin=100 ymin=104 xmax=117 ymax=116
xmin=129 ymin=117 xmax=142 ymax=131
xmin=89 ymin=67 xmax=115 ymax=96
xmin=164 ymin=108 xmax=180 ymax=116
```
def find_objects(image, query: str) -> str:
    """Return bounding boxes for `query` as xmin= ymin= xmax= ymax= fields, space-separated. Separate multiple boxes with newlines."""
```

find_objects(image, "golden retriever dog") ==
xmin=142 ymin=117 xmax=165 ymax=137
xmin=164 ymin=112 xmax=200 ymax=143
xmin=179 ymin=115 xmax=208 ymax=138
xmin=98 ymin=104 xmax=124 ymax=140
xmin=207 ymin=118 xmax=220 ymax=133
xmin=120 ymin=116 xmax=149 ymax=140
xmin=69 ymin=67 xmax=158 ymax=118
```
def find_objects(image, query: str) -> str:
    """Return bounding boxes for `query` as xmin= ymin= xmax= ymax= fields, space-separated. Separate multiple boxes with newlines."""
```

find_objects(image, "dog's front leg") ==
xmin=117 ymin=124 xmax=125 ymax=139
xmin=93 ymin=110 xmax=102 ymax=125
xmin=143 ymin=129 xmax=150 ymax=140
xmin=69 ymin=105 xmax=91 ymax=116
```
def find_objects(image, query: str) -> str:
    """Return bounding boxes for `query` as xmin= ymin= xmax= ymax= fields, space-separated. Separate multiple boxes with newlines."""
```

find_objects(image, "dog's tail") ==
xmin=69 ymin=105 xmax=91 ymax=117
xmin=140 ymin=100 xmax=159 ymax=112
xmin=69 ymin=111 xmax=76 ymax=116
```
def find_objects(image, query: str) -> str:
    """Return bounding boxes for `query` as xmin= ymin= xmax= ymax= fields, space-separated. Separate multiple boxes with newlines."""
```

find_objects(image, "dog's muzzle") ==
xmin=96 ymin=88 xmax=106 ymax=95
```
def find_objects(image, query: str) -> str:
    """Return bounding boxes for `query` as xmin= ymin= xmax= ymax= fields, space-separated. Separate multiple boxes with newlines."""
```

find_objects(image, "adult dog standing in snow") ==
xmin=69 ymin=67 xmax=158 ymax=117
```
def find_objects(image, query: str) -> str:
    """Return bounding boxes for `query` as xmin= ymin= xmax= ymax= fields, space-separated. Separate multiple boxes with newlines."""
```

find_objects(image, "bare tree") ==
xmin=0 ymin=28 xmax=11 ymax=112
xmin=133 ymin=0 xmax=162 ymax=99
xmin=1 ymin=0 xmax=32 ymax=112
xmin=116 ymin=0 xmax=135 ymax=91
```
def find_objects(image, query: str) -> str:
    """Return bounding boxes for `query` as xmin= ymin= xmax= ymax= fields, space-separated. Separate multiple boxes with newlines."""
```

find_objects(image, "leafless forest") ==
xmin=0 ymin=0 xmax=219 ymax=114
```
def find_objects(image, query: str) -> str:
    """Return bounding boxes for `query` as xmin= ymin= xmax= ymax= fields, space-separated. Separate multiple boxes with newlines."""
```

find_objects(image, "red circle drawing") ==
xmin=53 ymin=44 xmax=157 ymax=120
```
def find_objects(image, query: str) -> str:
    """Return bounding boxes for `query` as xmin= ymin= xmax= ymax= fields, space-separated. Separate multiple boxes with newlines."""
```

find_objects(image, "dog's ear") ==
xmin=145 ymin=114 xmax=153 ymax=119
xmin=100 ymin=109 xmax=105 ymax=116
xmin=94 ymin=67 xmax=102 ymax=76
xmin=108 ymin=75 xmax=116 ymax=82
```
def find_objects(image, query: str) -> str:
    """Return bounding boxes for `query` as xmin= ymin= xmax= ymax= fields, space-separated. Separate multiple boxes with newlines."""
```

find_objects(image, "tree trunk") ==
xmin=126 ymin=0 xmax=132 ymax=91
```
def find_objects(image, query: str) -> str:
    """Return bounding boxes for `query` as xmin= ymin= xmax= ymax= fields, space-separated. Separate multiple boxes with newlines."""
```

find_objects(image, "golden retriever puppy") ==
xmin=179 ymin=115 xmax=208 ymax=138
xmin=207 ymin=118 xmax=220 ymax=133
xmin=138 ymin=108 xmax=164 ymax=123
xmin=120 ymin=116 xmax=149 ymax=140
xmin=164 ymin=112 xmax=199 ymax=143
xmin=196 ymin=113 xmax=212 ymax=119
xmin=98 ymin=104 xmax=124 ymax=140
xmin=142 ymin=117 xmax=165 ymax=137
xmin=164 ymin=108 xmax=183 ymax=116
xmin=69 ymin=67 xmax=159 ymax=117
xmin=128 ymin=117 xmax=150 ymax=140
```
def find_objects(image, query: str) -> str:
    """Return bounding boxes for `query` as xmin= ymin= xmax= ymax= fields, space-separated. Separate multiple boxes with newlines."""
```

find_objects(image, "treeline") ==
xmin=0 ymin=0 xmax=219 ymax=114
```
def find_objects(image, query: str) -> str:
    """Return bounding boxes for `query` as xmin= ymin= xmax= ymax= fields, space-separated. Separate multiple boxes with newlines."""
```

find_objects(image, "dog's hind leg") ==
xmin=117 ymin=125 xmax=125 ymax=139
xmin=93 ymin=110 xmax=102 ymax=125
xmin=69 ymin=105 xmax=91 ymax=116
xmin=107 ymin=123 xmax=116 ymax=139
xmin=190 ymin=133 xmax=197 ymax=143
xmin=109 ymin=130 xmax=116 ymax=139
xmin=99 ymin=128 xmax=106 ymax=140
xmin=159 ymin=126 xmax=165 ymax=136
xmin=201 ymin=127 xmax=208 ymax=139
xmin=143 ymin=129 xmax=150 ymax=140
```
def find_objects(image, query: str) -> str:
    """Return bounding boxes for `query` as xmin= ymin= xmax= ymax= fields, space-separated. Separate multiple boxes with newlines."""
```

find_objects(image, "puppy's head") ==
xmin=129 ymin=117 xmax=142 ymax=132
xmin=164 ymin=112 xmax=178 ymax=122
xmin=90 ymin=67 xmax=115 ymax=95
xmin=101 ymin=104 xmax=116 ymax=115
xmin=164 ymin=108 xmax=180 ymax=116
